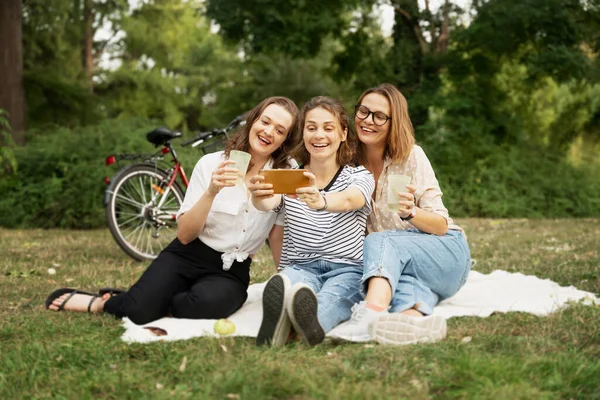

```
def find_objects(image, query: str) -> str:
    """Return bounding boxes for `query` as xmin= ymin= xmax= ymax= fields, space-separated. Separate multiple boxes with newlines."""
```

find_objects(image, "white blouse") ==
xmin=177 ymin=151 xmax=292 ymax=270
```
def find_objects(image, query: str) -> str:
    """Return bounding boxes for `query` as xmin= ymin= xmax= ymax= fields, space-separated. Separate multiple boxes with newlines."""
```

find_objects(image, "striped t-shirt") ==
xmin=278 ymin=165 xmax=375 ymax=269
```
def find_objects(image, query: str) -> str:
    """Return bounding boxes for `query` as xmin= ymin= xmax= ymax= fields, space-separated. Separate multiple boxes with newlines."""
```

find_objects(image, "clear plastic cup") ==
xmin=228 ymin=150 xmax=252 ymax=185
xmin=387 ymin=174 xmax=411 ymax=212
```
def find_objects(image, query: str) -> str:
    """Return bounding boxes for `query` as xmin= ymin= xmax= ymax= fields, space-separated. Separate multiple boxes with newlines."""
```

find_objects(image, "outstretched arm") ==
xmin=296 ymin=171 xmax=370 ymax=213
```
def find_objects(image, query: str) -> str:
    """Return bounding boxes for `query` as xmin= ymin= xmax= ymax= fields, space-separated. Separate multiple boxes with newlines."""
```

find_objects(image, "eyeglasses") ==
xmin=354 ymin=105 xmax=390 ymax=126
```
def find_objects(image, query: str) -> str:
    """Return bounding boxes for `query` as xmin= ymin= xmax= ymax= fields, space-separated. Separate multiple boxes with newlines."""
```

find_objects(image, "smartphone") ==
xmin=259 ymin=169 xmax=310 ymax=194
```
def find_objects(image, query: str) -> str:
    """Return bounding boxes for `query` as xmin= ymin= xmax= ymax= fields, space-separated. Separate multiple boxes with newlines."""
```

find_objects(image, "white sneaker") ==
xmin=328 ymin=301 xmax=388 ymax=343
xmin=372 ymin=313 xmax=447 ymax=345
xmin=256 ymin=274 xmax=292 ymax=347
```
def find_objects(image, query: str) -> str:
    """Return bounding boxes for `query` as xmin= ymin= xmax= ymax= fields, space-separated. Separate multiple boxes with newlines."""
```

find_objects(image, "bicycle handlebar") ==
xmin=180 ymin=114 xmax=246 ymax=147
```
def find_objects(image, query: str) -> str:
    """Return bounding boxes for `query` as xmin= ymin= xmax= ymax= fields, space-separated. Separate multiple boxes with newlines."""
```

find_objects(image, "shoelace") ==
xmin=348 ymin=303 xmax=369 ymax=324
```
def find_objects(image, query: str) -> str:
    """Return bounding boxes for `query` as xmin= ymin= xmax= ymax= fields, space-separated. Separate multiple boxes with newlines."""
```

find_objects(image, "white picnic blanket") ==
xmin=120 ymin=269 xmax=599 ymax=343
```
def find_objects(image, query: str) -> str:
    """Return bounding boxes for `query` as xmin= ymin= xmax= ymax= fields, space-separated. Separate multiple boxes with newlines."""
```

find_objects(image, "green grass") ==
xmin=1 ymin=219 xmax=599 ymax=399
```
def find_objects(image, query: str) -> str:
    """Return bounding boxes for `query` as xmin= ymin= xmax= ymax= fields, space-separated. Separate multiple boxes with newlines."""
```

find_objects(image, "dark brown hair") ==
xmin=354 ymin=83 xmax=415 ymax=165
xmin=224 ymin=96 xmax=299 ymax=169
xmin=292 ymin=96 xmax=357 ymax=166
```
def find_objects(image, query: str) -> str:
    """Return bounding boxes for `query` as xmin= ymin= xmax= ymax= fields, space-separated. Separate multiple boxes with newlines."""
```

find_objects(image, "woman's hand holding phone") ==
xmin=295 ymin=171 xmax=326 ymax=210
xmin=248 ymin=175 xmax=275 ymax=199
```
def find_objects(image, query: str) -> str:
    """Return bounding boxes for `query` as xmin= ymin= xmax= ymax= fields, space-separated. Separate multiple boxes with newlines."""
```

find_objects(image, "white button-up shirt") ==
xmin=177 ymin=151 xmax=290 ymax=270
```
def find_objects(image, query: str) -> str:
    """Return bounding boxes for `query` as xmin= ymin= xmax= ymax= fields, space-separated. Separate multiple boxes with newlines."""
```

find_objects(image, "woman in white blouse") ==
xmin=46 ymin=96 xmax=299 ymax=324
xmin=329 ymin=84 xmax=471 ymax=345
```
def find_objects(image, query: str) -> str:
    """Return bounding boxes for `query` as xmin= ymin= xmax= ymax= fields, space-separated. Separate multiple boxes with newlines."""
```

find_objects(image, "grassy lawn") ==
xmin=1 ymin=219 xmax=599 ymax=399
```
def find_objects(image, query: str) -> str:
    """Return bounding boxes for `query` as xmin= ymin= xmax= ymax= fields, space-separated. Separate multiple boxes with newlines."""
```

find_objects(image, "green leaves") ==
xmin=206 ymin=0 xmax=372 ymax=58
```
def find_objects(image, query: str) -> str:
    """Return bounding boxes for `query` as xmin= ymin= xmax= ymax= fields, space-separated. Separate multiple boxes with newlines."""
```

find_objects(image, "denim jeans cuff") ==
xmin=361 ymin=267 xmax=397 ymax=298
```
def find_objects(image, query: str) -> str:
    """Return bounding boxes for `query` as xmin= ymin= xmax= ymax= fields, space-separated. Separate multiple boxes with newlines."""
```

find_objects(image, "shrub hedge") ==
xmin=0 ymin=118 xmax=205 ymax=228
xmin=1 ymin=118 xmax=599 ymax=228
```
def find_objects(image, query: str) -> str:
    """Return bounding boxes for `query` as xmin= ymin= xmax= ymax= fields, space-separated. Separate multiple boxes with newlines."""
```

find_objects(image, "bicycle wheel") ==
xmin=105 ymin=164 xmax=185 ymax=261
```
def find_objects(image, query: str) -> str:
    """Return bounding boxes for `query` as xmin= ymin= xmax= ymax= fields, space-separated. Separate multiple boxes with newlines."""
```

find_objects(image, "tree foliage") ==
xmin=3 ymin=0 xmax=600 ymax=227
xmin=206 ymin=0 xmax=373 ymax=58
xmin=96 ymin=0 xmax=242 ymax=131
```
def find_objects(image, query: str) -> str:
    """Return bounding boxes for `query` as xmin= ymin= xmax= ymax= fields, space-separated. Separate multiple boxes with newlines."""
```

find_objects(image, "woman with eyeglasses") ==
xmin=329 ymin=83 xmax=471 ymax=345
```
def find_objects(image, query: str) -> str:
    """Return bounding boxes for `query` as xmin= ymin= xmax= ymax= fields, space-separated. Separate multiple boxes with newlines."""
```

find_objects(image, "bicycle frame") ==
xmin=103 ymin=144 xmax=189 ymax=208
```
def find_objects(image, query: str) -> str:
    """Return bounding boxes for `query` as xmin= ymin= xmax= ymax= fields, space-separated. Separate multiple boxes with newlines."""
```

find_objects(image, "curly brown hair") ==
xmin=354 ymin=83 xmax=415 ymax=166
xmin=292 ymin=96 xmax=357 ymax=166
xmin=224 ymin=96 xmax=300 ymax=169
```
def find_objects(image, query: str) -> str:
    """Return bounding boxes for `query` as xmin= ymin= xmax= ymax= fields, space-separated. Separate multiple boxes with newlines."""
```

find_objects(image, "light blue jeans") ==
xmin=362 ymin=229 xmax=471 ymax=315
xmin=281 ymin=260 xmax=364 ymax=332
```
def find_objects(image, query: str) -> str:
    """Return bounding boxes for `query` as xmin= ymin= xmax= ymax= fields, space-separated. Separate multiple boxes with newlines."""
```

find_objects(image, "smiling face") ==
xmin=355 ymin=93 xmax=391 ymax=149
xmin=248 ymin=104 xmax=294 ymax=160
xmin=303 ymin=107 xmax=347 ymax=163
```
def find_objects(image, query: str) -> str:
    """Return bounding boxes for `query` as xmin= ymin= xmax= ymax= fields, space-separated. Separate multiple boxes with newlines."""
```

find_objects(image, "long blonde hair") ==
xmin=355 ymin=83 xmax=415 ymax=165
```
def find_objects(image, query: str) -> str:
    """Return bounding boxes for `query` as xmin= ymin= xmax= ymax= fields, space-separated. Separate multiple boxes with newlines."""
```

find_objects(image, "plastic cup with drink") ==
xmin=387 ymin=174 xmax=411 ymax=212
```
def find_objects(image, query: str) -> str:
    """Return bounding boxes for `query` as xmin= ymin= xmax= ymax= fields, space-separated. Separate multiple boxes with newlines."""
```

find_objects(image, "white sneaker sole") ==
xmin=372 ymin=313 xmax=447 ymax=345
xmin=256 ymin=274 xmax=292 ymax=347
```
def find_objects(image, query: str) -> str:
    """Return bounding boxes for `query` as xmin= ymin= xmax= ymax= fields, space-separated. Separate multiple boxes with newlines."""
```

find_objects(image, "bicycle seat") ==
xmin=146 ymin=128 xmax=182 ymax=146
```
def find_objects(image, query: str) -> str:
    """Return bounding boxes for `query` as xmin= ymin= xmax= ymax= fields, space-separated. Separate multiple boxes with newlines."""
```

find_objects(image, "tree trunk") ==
xmin=83 ymin=0 xmax=94 ymax=93
xmin=435 ymin=0 xmax=451 ymax=54
xmin=0 ymin=0 xmax=26 ymax=144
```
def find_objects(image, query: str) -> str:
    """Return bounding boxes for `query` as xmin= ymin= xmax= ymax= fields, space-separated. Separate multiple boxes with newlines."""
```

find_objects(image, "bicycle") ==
xmin=103 ymin=115 xmax=246 ymax=261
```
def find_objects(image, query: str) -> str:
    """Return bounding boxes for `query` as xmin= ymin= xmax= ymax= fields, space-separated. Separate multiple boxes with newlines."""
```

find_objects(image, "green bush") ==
xmin=2 ymin=116 xmax=599 ymax=229
xmin=0 ymin=109 xmax=18 ymax=175
xmin=423 ymin=140 xmax=600 ymax=218
xmin=0 ymin=118 xmax=209 ymax=229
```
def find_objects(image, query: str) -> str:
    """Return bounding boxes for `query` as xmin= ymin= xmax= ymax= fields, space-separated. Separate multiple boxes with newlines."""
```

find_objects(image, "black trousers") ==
xmin=104 ymin=238 xmax=250 ymax=325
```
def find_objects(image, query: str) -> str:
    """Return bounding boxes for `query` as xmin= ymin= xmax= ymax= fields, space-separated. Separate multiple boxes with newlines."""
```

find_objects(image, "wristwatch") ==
xmin=401 ymin=206 xmax=417 ymax=221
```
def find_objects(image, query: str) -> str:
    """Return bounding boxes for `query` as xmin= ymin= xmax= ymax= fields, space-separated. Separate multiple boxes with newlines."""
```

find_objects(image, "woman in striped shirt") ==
xmin=249 ymin=96 xmax=375 ymax=346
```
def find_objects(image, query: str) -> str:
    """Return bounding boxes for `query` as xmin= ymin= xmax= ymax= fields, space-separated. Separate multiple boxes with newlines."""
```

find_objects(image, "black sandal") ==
xmin=45 ymin=288 xmax=99 ymax=312
xmin=98 ymin=287 xmax=126 ymax=297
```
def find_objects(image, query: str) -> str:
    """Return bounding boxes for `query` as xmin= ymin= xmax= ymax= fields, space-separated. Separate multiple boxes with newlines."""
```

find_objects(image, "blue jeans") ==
xmin=281 ymin=260 xmax=364 ymax=332
xmin=362 ymin=229 xmax=471 ymax=315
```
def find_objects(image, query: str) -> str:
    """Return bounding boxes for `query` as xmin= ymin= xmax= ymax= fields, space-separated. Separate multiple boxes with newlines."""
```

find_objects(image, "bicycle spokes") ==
xmin=110 ymin=169 xmax=181 ymax=259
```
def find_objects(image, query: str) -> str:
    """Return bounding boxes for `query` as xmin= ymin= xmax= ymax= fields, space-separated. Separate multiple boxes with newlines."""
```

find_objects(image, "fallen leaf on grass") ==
xmin=144 ymin=327 xmax=168 ymax=336
xmin=56 ymin=355 xmax=63 ymax=362
xmin=226 ymin=394 xmax=241 ymax=400
xmin=461 ymin=336 xmax=472 ymax=343
xmin=220 ymin=344 xmax=228 ymax=352
xmin=363 ymin=344 xmax=375 ymax=349
xmin=156 ymin=383 xmax=163 ymax=390
xmin=178 ymin=356 xmax=187 ymax=372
